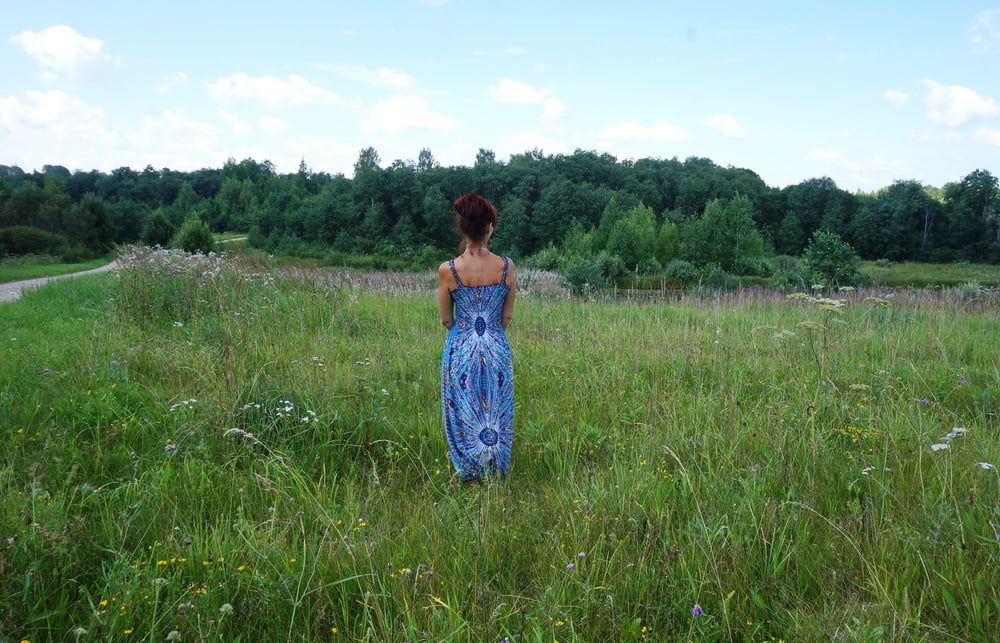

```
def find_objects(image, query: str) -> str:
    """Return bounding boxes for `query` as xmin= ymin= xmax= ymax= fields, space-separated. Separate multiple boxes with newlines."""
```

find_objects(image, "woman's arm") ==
xmin=437 ymin=262 xmax=454 ymax=330
xmin=501 ymin=259 xmax=516 ymax=330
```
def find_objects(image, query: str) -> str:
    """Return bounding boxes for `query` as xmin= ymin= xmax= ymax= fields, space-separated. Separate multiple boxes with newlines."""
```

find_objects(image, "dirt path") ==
xmin=0 ymin=259 xmax=121 ymax=304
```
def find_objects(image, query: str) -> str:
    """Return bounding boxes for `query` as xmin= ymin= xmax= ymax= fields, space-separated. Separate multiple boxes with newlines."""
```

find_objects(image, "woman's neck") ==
xmin=464 ymin=240 xmax=489 ymax=255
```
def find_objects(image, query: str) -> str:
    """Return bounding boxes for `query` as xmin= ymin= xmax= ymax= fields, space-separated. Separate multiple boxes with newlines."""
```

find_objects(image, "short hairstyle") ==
xmin=452 ymin=191 xmax=498 ymax=242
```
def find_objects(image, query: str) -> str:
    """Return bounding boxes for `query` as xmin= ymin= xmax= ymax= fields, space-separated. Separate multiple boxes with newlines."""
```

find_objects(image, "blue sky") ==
xmin=1 ymin=1 xmax=998 ymax=190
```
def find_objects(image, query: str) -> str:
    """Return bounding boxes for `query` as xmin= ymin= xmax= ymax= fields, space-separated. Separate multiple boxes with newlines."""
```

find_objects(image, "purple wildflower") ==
xmin=691 ymin=604 xmax=705 ymax=616
xmin=959 ymin=376 xmax=969 ymax=385
xmin=566 ymin=562 xmax=576 ymax=570
xmin=918 ymin=398 xmax=929 ymax=405
xmin=577 ymin=551 xmax=587 ymax=558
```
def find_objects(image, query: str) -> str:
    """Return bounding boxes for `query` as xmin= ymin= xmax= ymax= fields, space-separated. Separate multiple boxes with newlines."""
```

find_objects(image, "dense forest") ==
xmin=1 ymin=148 xmax=998 ymax=280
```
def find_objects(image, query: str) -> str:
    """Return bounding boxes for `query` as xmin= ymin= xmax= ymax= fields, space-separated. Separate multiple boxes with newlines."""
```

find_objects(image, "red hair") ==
xmin=453 ymin=191 xmax=498 ymax=243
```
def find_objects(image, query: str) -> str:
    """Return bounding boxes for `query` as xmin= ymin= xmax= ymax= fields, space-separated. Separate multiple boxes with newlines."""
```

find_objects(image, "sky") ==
xmin=1 ymin=1 xmax=999 ymax=191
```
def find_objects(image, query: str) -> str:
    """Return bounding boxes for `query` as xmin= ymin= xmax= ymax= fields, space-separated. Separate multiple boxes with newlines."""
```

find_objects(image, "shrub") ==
xmin=636 ymin=256 xmax=662 ymax=275
xmin=142 ymin=211 xmax=176 ymax=247
xmin=664 ymin=259 xmax=699 ymax=283
xmin=874 ymin=258 xmax=892 ymax=268
xmin=524 ymin=243 xmax=562 ymax=271
xmin=172 ymin=215 xmax=216 ymax=254
xmin=0 ymin=226 xmax=69 ymax=256
xmin=595 ymin=250 xmax=626 ymax=283
xmin=703 ymin=263 xmax=735 ymax=289
xmin=732 ymin=256 xmax=775 ymax=277
xmin=561 ymin=254 xmax=603 ymax=295
xmin=804 ymin=230 xmax=862 ymax=287
xmin=410 ymin=244 xmax=441 ymax=270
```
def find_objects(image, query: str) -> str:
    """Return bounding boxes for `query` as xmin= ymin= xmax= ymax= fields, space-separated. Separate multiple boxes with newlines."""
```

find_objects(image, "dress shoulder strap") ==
xmin=500 ymin=256 xmax=510 ymax=286
xmin=447 ymin=259 xmax=463 ymax=288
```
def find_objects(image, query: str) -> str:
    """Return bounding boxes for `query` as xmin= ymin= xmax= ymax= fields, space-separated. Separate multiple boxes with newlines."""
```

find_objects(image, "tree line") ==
xmin=0 ymin=149 xmax=997 ymax=271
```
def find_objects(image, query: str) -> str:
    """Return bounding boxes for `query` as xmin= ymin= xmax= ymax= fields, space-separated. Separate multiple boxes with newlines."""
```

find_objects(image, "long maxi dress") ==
xmin=440 ymin=256 xmax=514 ymax=481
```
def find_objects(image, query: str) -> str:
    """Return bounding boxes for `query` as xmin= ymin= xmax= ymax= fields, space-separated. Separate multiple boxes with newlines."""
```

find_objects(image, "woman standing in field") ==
xmin=437 ymin=192 xmax=516 ymax=486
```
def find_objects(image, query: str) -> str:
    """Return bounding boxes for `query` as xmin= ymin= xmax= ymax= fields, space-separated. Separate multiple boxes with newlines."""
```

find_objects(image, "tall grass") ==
xmin=1 ymin=246 xmax=997 ymax=641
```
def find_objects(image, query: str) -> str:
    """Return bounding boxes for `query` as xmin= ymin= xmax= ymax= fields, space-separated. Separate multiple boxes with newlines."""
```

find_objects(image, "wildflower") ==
xmin=166 ymin=631 xmax=181 ymax=641
xmin=173 ymin=321 xmax=184 ymax=327
xmin=930 ymin=443 xmax=950 ymax=452
xmin=72 ymin=627 xmax=88 ymax=637
xmin=152 ymin=577 xmax=169 ymax=587
xmin=565 ymin=562 xmax=575 ymax=570
xmin=577 ymin=551 xmax=587 ymax=558
xmin=978 ymin=462 xmax=995 ymax=471
xmin=861 ymin=466 xmax=875 ymax=475
xmin=691 ymin=604 xmax=705 ymax=616
xmin=918 ymin=398 xmax=930 ymax=405
xmin=219 ymin=603 xmax=234 ymax=615
xmin=42 ymin=367 xmax=50 ymax=374
xmin=958 ymin=376 xmax=969 ymax=385
xmin=165 ymin=442 xmax=177 ymax=453
xmin=811 ymin=284 xmax=824 ymax=290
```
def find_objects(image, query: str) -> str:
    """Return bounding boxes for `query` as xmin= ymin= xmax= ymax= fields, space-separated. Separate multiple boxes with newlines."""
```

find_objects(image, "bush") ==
xmin=0 ymin=226 xmax=69 ymax=256
xmin=524 ymin=244 xmax=562 ymax=271
xmin=561 ymin=254 xmax=603 ymax=295
xmin=732 ymin=256 xmax=775 ymax=277
xmin=664 ymin=259 xmax=699 ymax=283
xmin=142 ymin=211 xmax=176 ymax=247
xmin=703 ymin=263 xmax=735 ymax=289
xmin=874 ymin=258 xmax=892 ymax=268
xmin=410 ymin=244 xmax=441 ymax=270
xmin=595 ymin=250 xmax=626 ymax=282
xmin=803 ymin=230 xmax=863 ymax=287
xmin=172 ymin=215 xmax=216 ymax=254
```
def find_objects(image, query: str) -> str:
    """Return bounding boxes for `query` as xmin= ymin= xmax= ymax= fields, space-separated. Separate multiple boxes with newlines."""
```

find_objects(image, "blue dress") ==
xmin=441 ymin=256 xmax=514 ymax=481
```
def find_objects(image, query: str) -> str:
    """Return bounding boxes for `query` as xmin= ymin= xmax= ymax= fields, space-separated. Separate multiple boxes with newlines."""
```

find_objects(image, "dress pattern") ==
xmin=441 ymin=256 xmax=514 ymax=481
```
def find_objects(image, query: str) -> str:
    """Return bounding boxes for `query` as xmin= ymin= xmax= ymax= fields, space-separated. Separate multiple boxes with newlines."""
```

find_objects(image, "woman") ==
xmin=438 ymin=192 xmax=516 ymax=486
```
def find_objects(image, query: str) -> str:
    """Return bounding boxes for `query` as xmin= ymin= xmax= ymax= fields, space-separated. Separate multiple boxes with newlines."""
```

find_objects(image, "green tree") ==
xmin=142 ymin=210 xmax=176 ymax=247
xmin=607 ymin=204 xmax=657 ymax=272
xmin=172 ymin=214 xmax=216 ymax=254
xmin=653 ymin=219 xmax=680 ymax=265
xmin=803 ymin=230 xmax=862 ymax=286
xmin=681 ymin=194 xmax=765 ymax=270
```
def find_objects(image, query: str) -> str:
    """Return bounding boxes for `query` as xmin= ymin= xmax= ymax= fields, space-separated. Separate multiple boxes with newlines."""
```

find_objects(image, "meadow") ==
xmin=1 ymin=246 xmax=997 ymax=642
xmin=0 ymin=255 xmax=114 ymax=284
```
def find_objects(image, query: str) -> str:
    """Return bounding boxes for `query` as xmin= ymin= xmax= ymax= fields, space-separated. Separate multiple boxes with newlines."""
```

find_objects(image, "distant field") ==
xmin=213 ymin=232 xmax=249 ymax=242
xmin=1 ymin=247 xmax=996 ymax=641
xmin=863 ymin=261 xmax=1000 ymax=287
xmin=0 ymin=255 xmax=112 ymax=284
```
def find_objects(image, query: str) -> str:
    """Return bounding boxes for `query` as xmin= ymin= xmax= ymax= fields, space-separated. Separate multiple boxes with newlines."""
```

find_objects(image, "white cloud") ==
xmin=360 ymin=94 xmax=461 ymax=133
xmin=283 ymin=136 xmax=356 ymax=174
xmin=205 ymin=73 xmax=342 ymax=109
xmin=10 ymin=25 xmax=113 ymax=80
xmin=497 ymin=131 xmax=568 ymax=158
xmin=922 ymin=79 xmax=998 ymax=127
xmin=969 ymin=8 xmax=1000 ymax=52
xmin=217 ymin=110 xmax=251 ymax=134
xmin=703 ymin=114 xmax=745 ymax=138
xmin=883 ymin=89 xmax=909 ymax=107
xmin=325 ymin=65 xmax=415 ymax=90
xmin=0 ymin=89 xmax=105 ymax=134
xmin=258 ymin=116 xmax=290 ymax=135
xmin=596 ymin=121 xmax=693 ymax=141
xmin=975 ymin=128 xmax=1000 ymax=146
xmin=908 ymin=130 xmax=963 ymax=143
xmin=487 ymin=78 xmax=566 ymax=121
xmin=804 ymin=148 xmax=904 ymax=173
xmin=156 ymin=72 xmax=189 ymax=94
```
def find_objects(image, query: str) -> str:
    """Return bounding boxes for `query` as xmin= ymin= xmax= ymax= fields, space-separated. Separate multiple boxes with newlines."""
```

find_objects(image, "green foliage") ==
xmin=732 ymin=256 xmax=775 ymax=277
xmin=595 ymin=249 xmax=626 ymax=282
xmin=171 ymin=214 xmax=216 ymax=254
xmin=141 ymin=210 xmax=176 ymax=247
xmin=664 ymin=258 xmax=700 ymax=283
xmin=653 ymin=219 xmax=680 ymax=265
xmin=607 ymin=204 xmax=657 ymax=272
xmin=561 ymin=253 xmax=604 ymax=294
xmin=0 ymin=225 xmax=69 ymax=256
xmin=681 ymin=194 xmax=766 ymax=271
xmin=524 ymin=243 xmax=562 ymax=271
xmin=803 ymin=230 xmax=863 ymax=286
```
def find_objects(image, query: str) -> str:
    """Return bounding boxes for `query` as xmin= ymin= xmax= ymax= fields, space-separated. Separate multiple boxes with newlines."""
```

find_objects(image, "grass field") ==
xmin=0 ymin=255 xmax=113 ymax=284
xmin=1 ymin=247 xmax=997 ymax=641
xmin=862 ymin=261 xmax=1000 ymax=288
